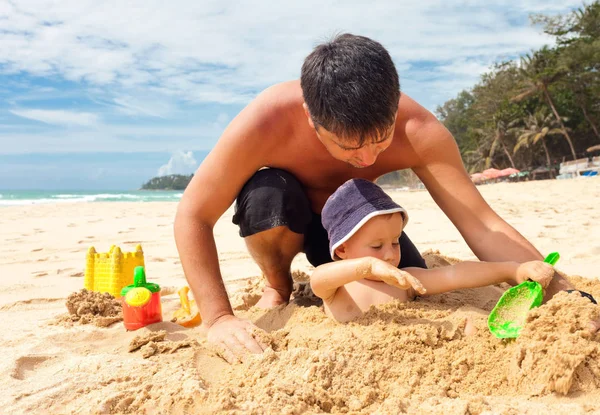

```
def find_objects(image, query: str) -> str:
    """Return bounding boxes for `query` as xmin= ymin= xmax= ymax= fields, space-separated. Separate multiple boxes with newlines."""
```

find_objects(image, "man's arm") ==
xmin=174 ymin=88 xmax=283 ymax=360
xmin=404 ymin=99 xmax=573 ymax=295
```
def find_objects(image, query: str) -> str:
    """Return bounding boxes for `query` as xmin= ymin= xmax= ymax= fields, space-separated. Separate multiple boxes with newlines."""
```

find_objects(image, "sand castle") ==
xmin=84 ymin=244 xmax=145 ymax=297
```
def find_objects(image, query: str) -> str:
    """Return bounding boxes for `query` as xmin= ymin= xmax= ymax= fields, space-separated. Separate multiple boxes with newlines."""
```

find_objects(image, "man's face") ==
xmin=314 ymin=126 xmax=394 ymax=168
xmin=303 ymin=103 xmax=395 ymax=168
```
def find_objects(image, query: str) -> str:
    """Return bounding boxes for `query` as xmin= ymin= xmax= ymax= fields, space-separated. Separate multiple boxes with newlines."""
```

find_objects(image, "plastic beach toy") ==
xmin=171 ymin=286 xmax=202 ymax=328
xmin=120 ymin=266 xmax=163 ymax=330
xmin=84 ymin=244 xmax=145 ymax=298
xmin=488 ymin=252 xmax=560 ymax=339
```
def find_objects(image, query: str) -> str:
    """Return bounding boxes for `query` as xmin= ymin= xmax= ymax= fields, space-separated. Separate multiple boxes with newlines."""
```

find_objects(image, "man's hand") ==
xmin=515 ymin=261 xmax=554 ymax=288
xmin=367 ymin=258 xmax=426 ymax=294
xmin=206 ymin=314 xmax=269 ymax=364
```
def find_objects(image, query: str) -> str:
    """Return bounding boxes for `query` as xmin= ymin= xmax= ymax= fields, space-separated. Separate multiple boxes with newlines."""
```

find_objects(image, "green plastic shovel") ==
xmin=487 ymin=252 xmax=560 ymax=339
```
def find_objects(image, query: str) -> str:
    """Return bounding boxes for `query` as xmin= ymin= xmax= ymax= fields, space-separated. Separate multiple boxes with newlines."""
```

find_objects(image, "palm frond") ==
xmin=532 ymin=132 xmax=545 ymax=145
xmin=511 ymin=87 xmax=537 ymax=102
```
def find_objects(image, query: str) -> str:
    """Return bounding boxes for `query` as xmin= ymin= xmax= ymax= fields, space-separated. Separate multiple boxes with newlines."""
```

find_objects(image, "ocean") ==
xmin=0 ymin=190 xmax=184 ymax=206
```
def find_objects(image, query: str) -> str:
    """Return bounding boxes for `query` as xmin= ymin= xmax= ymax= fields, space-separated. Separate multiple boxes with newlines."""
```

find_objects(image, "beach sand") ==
xmin=1 ymin=177 xmax=599 ymax=414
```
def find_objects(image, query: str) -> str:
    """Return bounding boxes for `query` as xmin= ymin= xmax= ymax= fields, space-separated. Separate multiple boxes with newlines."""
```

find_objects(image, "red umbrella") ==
xmin=499 ymin=168 xmax=520 ymax=177
xmin=482 ymin=168 xmax=503 ymax=179
xmin=470 ymin=173 xmax=487 ymax=183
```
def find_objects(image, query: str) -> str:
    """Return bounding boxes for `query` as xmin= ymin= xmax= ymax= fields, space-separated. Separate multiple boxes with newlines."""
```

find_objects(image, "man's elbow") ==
xmin=173 ymin=202 xmax=213 ymax=242
xmin=173 ymin=203 xmax=190 ymax=238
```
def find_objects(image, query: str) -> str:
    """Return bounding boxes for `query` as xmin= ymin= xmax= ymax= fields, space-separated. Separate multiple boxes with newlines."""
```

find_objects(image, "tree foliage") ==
xmin=437 ymin=2 xmax=600 ymax=173
xmin=141 ymin=174 xmax=193 ymax=190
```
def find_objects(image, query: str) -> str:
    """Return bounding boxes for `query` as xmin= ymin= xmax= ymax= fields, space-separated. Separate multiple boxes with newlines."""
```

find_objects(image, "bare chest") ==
xmin=268 ymin=134 xmax=407 ymax=212
xmin=324 ymin=280 xmax=411 ymax=323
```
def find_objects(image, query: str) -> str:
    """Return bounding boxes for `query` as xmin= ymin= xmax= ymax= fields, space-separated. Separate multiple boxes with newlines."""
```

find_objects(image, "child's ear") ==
xmin=334 ymin=244 xmax=348 ymax=259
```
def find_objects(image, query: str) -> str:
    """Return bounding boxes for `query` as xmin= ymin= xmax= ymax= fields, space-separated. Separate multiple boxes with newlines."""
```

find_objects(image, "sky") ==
xmin=0 ymin=0 xmax=583 ymax=190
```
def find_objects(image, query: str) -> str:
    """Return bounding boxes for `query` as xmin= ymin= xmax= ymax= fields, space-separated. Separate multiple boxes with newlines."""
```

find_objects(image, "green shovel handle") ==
xmin=544 ymin=252 xmax=560 ymax=266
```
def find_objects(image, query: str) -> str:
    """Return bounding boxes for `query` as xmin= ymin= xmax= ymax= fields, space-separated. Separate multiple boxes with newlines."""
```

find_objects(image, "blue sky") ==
xmin=0 ymin=0 xmax=582 ymax=190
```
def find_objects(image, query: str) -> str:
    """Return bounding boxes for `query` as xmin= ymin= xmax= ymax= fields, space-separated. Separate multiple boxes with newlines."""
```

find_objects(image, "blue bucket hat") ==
xmin=322 ymin=179 xmax=408 ymax=260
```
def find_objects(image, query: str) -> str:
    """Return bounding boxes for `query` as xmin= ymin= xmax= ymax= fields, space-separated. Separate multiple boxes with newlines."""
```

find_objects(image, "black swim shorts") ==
xmin=232 ymin=168 xmax=427 ymax=269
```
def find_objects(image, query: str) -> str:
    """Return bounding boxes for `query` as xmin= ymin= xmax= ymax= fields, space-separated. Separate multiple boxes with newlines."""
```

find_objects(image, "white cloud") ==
xmin=0 ymin=0 xmax=578 ymax=107
xmin=0 ymin=122 xmax=219 ymax=154
xmin=212 ymin=112 xmax=230 ymax=130
xmin=112 ymin=96 xmax=175 ymax=118
xmin=0 ymin=0 xmax=583 ymax=158
xmin=9 ymin=109 xmax=100 ymax=126
xmin=157 ymin=151 xmax=198 ymax=176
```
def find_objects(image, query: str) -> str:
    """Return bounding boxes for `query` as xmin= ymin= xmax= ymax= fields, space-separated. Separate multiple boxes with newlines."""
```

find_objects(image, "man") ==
xmin=174 ymin=34 xmax=577 ymax=362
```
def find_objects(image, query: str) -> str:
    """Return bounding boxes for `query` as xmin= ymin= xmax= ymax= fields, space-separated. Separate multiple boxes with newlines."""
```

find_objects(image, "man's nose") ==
xmin=356 ymin=146 xmax=378 ymax=166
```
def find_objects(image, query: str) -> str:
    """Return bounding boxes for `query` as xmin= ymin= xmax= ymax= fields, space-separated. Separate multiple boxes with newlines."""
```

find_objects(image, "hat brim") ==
xmin=330 ymin=207 xmax=408 ymax=260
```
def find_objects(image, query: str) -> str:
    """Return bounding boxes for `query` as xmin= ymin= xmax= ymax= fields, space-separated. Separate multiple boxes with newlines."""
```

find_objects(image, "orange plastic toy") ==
xmin=172 ymin=286 xmax=201 ymax=328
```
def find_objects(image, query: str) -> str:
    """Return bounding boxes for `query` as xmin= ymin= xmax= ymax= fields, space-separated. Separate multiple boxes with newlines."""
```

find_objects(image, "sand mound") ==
xmin=186 ymin=253 xmax=600 ymax=414
xmin=188 ymin=291 xmax=597 ymax=414
xmin=510 ymin=291 xmax=600 ymax=395
xmin=9 ymin=254 xmax=600 ymax=414
xmin=128 ymin=329 xmax=197 ymax=358
xmin=230 ymin=270 xmax=320 ymax=311
xmin=54 ymin=289 xmax=122 ymax=327
xmin=192 ymin=291 xmax=599 ymax=414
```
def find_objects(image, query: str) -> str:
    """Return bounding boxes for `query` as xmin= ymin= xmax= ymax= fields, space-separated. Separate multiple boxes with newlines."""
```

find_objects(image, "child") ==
xmin=311 ymin=179 xmax=555 ymax=322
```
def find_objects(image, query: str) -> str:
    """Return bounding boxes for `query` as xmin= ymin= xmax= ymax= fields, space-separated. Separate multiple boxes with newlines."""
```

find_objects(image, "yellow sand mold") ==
xmin=84 ymin=244 xmax=145 ymax=297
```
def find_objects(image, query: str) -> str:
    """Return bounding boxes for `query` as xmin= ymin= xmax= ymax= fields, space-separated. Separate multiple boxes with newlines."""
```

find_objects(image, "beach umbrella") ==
xmin=482 ymin=168 xmax=503 ymax=179
xmin=470 ymin=173 xmax=486 ymax=183
xmin=499 ymin=168 xmax=520 ymax=177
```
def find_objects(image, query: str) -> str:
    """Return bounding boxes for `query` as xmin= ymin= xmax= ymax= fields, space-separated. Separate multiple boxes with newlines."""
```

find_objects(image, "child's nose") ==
xmin=383 ymin=245 xmax=396 ymax=263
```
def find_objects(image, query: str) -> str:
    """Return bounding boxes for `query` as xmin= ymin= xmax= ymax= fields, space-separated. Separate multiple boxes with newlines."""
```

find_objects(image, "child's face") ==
xmin=335 ymin=212 xmax=403 ymax=266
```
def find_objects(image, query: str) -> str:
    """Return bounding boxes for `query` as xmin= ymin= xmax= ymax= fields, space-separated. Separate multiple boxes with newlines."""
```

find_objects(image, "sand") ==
xmin=55 ymin=289 xmax=123 ymax=327
xmin=1 ymin=177 xmax=599 ymax=414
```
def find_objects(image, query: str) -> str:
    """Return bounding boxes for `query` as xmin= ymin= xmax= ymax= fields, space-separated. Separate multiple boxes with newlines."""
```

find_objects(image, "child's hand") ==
xmin=515 ymin=261 xmax=554 ymax=288
xmin=368 ymin=258 xmax=427 ymax=294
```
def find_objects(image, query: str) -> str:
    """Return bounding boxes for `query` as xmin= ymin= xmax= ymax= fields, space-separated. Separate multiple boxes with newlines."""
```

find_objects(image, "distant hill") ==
xmin=140 ymin=174 xmax=193 ymax=190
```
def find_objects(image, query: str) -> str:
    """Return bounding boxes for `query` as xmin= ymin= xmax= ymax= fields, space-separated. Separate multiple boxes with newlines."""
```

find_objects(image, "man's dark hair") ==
xmin=301 ymin=33 xmax=400 ymax=146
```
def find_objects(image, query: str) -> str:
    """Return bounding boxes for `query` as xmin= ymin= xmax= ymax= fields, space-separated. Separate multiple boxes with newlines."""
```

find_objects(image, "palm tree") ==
xmin=474 ymin=117 xmax=517 ymax=169
xmin=511 ymin=110 xmax=566 ymax=175
xmin=512 ymin=47 xmax=578 ymax=160
xmin=560 ymin=42 xmax=600 ymax=140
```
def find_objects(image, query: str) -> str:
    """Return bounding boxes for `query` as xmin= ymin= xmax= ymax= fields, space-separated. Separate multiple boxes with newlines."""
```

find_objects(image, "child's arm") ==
xmin=311 ymin=257 xmax=426 ymax=302
xmin=404 ymin=260 xmax=554 ymax=297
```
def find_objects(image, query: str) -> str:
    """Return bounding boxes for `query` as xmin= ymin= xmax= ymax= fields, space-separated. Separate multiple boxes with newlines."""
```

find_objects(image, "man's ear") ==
xmin=334 ymin=243 xmax=348 ymax=259
xmin=302 ymin=103 xmax=316 ymax=129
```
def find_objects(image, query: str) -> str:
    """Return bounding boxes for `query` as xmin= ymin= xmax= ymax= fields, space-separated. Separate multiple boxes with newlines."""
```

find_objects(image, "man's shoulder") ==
xmin=395 ymin=92 xmax=450 ymax=158
xmin=243 ymin=80 xmax=303 ymax=130
xmin=397 ymin=92 xmax=434 ymax=128
xmin=255 ymin=80 xmax=302 ymax=111
xmin=213 ymin=81 xmax=303 ymax=156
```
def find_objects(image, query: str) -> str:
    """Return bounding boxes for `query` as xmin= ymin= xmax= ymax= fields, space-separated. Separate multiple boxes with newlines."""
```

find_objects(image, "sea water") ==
xmin=0 ymin=190 xmax=183 ymax=206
